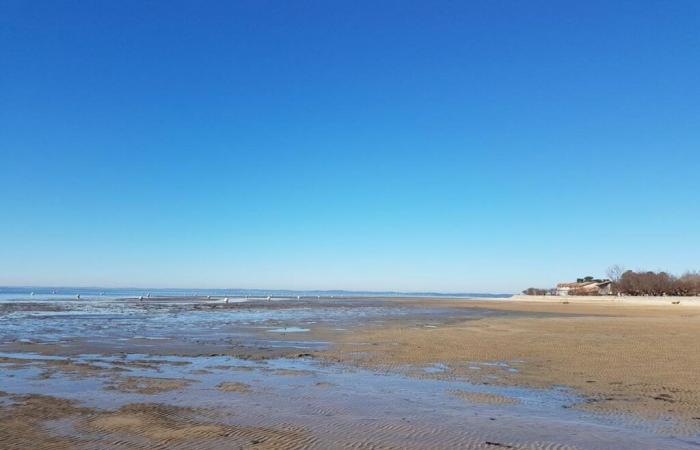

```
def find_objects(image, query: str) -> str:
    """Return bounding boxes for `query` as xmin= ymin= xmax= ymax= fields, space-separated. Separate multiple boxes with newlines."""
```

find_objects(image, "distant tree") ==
xmin=606 ymin=265 xmax=625 ymax=283
xmin=677 ymin=271 xmax=700 ymax=296
xmin=522 ymin=287 xmax=548 ymax=296
xmin=606 ymin=265 xmax=625 ymax=294
xmin=614 ymin=269 xmax=700 ymax=296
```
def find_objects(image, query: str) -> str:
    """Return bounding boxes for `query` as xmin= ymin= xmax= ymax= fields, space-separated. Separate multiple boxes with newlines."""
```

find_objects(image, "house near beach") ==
xmin=555 ymin=279 xmax=612 ymax=296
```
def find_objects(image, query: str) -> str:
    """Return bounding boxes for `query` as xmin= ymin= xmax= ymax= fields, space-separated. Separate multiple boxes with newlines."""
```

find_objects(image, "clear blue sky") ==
xmin=1 ymin=1 xmax=698 ymax=292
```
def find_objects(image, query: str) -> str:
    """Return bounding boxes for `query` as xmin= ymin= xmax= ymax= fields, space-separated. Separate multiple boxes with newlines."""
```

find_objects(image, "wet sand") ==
xmin=1 ymin=296 xmax=699 ymax=449
xmin=319 ymin=300 xmax=700 ymax=433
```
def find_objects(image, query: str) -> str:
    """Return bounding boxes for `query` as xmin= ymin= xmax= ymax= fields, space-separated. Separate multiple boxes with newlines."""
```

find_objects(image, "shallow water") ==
xmin=0 ymin=286 xmax=509 ymax=302
xmin=2 ymin=351 xmax=697 ymax=449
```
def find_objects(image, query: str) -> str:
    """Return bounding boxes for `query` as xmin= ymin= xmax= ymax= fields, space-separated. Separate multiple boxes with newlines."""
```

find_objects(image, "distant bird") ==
xmin=267 ymin=296 xmax=271 ymax=301
xmin=225 ymin=297 xmax=229 ymax=304
xmin=139 ymin=296 xmax=144 ymax=301
xmin=76 ymin=294 xmax=81 ymax=299
xmin=207 ymin=295 xmax=211 ymax=300
xmin=30 ymin=292 xmax=34 ymax=296
xmin=297 ymin=295 xmax=301 ymax=300
xmin=147 ymin=292 xmax=151 ymax=298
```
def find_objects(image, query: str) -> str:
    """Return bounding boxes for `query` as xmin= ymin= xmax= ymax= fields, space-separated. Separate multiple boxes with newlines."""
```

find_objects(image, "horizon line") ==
xmin=0 ymin=285 xmax=514 ymax=297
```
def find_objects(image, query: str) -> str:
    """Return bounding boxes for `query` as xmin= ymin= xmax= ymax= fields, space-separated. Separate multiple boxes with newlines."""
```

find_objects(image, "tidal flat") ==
xmin=1 ymin=295 xmax=699 ymax=449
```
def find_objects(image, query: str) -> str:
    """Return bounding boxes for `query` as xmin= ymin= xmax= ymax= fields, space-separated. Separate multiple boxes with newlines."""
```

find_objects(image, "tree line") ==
xmin=611 ymin=269 xmax=700 ymax=296
xmin=522 ymin=266 xmax=700 ymax=297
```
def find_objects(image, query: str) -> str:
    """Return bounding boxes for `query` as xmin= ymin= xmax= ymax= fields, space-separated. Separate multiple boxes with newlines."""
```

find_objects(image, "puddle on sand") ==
xmin=468 ymin=360 xmax=520 ymax=373
xmin=423 ymin=362 xmax=449 ymax=373
xmin=267 ymin=327 xmax=310 ymax=333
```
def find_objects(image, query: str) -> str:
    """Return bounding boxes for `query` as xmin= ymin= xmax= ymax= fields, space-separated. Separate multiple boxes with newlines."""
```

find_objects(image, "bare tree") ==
xmin=678 ymin=271 xmax=700 ymax=296
xmin=615 ymin=269 xmax=700 ymax=296
xmin=606 ymin=265 xmax=625 ymax=283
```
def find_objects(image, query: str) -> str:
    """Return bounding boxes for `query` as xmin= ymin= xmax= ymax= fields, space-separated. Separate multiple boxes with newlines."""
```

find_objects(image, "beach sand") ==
xmin=319 ymin=299 xmax=700 ymax=432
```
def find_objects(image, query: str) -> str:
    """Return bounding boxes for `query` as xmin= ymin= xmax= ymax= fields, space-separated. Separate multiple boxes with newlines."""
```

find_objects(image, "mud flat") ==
xmin=1 ymin=296 xmax=699 ymax=449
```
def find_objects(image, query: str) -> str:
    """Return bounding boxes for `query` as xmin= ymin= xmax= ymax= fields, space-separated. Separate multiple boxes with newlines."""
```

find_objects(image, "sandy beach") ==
xmin=320 ymin=298 xmax=700 ymax=431
xmin=2 ymin=295 xmax=700 ymax=449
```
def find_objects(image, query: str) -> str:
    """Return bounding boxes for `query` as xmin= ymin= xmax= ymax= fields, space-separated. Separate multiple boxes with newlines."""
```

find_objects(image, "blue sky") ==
xmin=1 ymin=1 xmax=698 ymax=292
